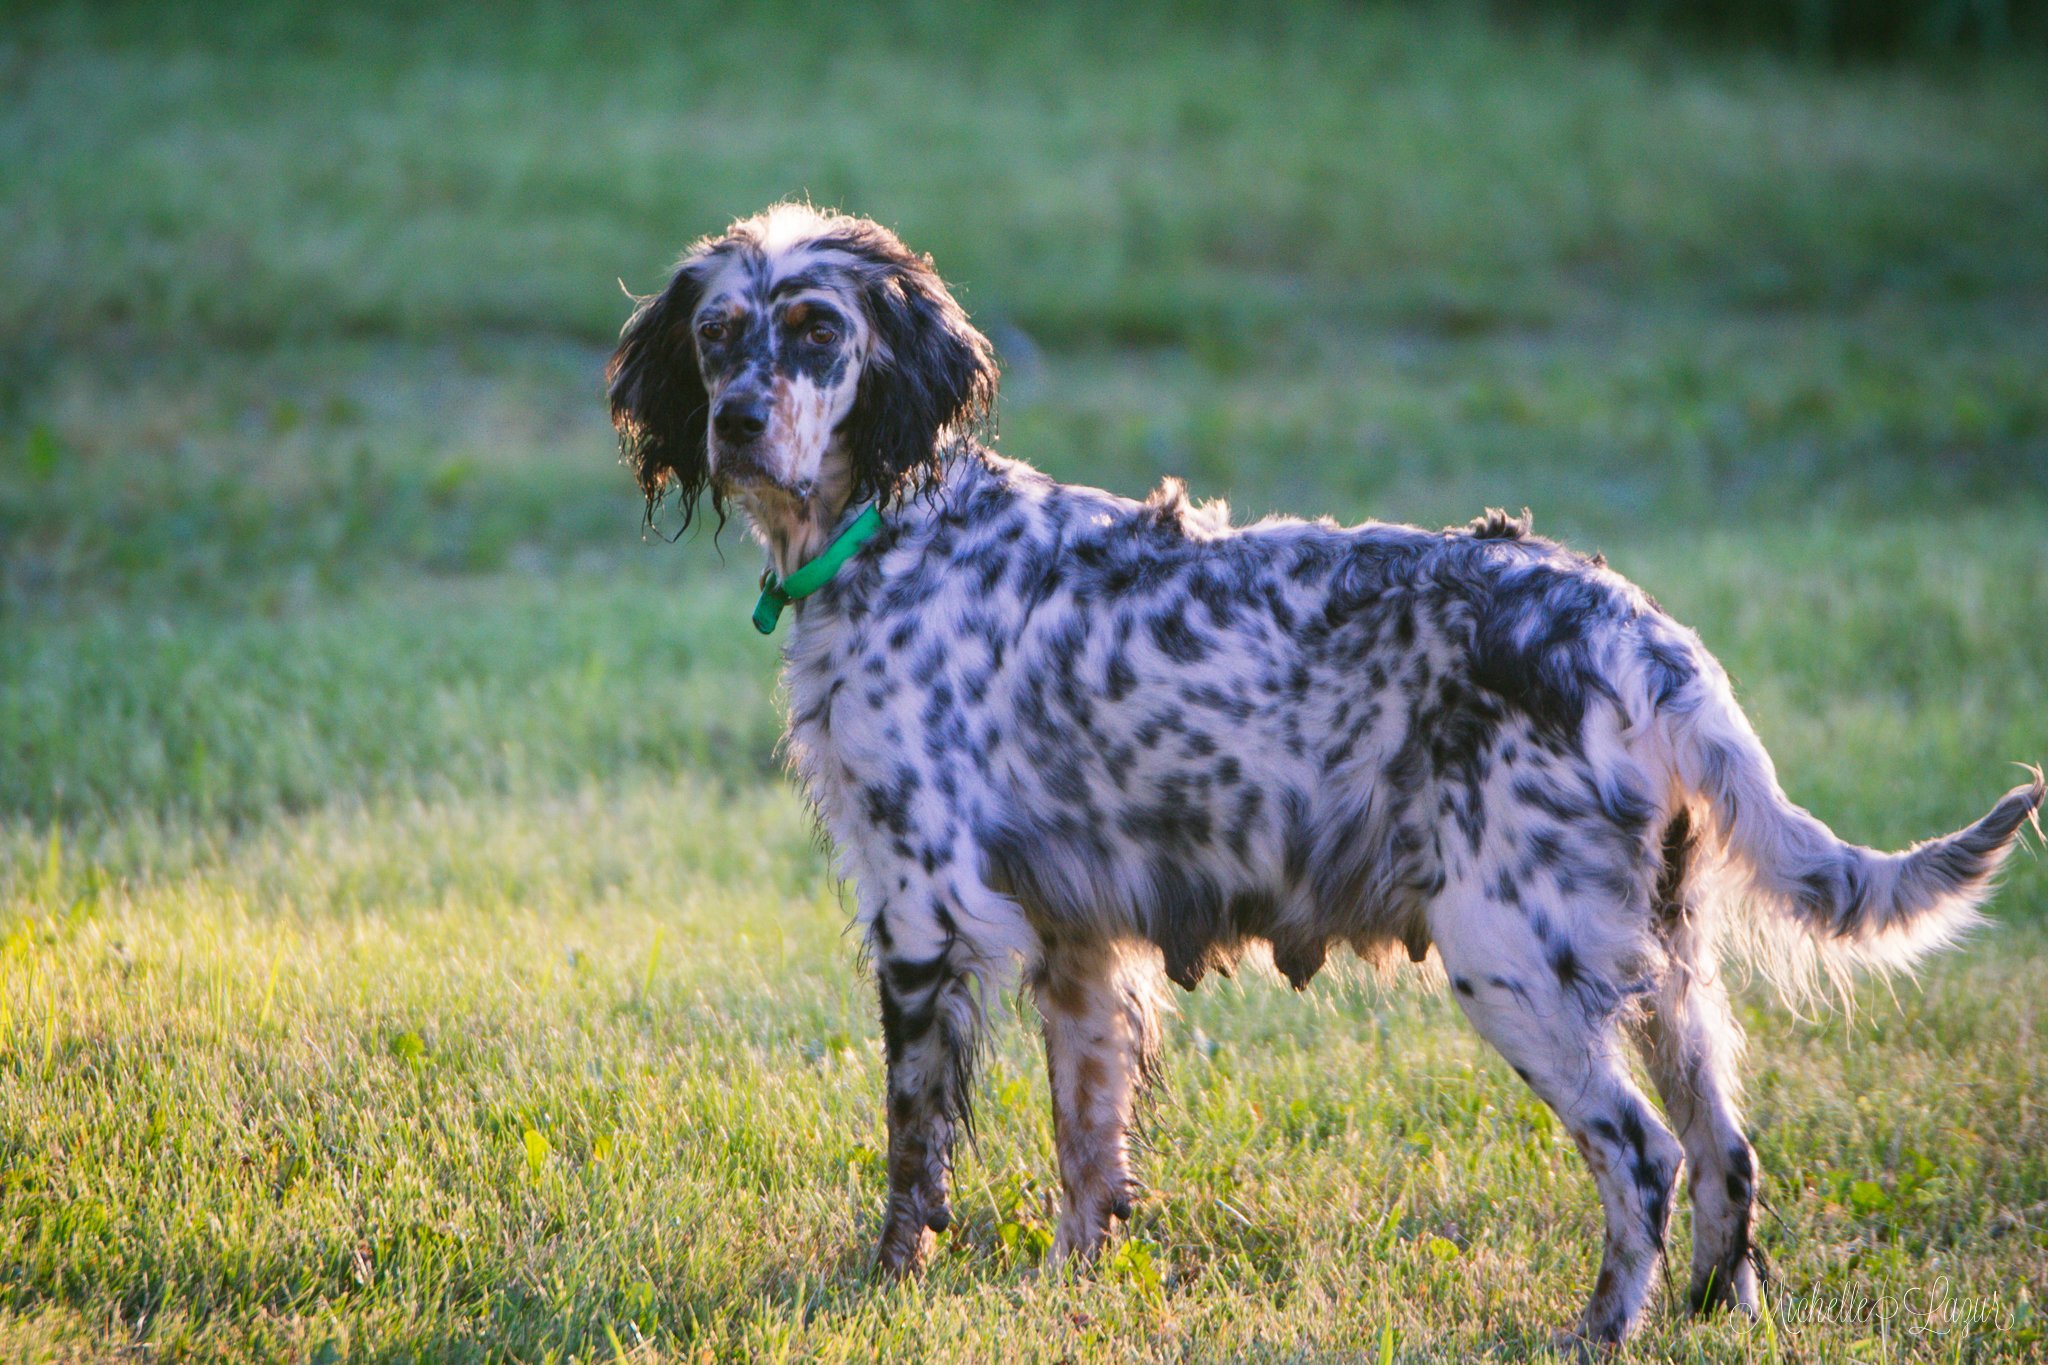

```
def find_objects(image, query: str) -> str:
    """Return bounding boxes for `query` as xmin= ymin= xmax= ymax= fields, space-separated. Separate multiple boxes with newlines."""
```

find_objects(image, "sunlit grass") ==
xmin=2 ymin=777 xmax=2043 ymax=1360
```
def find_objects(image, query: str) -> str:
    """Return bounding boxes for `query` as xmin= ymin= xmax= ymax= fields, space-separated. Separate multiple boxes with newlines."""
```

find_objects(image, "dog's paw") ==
xmin=875 ymin=1222 xmax=936 ymax=1277
xmin=1547 ymin=1326 xmax=1618 ymax=1361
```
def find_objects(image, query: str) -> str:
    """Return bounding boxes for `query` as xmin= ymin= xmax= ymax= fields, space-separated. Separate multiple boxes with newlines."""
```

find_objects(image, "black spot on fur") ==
xmin=1262 ymin=584 xmax=1296 ymax=633
xmin=1615 ymin=1106 xmax=1673 ymax=1246
xmin=862 ymin=767 xmax=921 ymax=837
xmin=1725 ymin=1143 xmax=1755 ymax=1204
xmin=1228 ymin=889 xmax=1278 ymax=936
xmin=1045 ymin=618 xmax=1089 ymax=672
xmin=1598 ymin=781 xmax=1654 ymax=840
xmin=1147 ymin=859 xmax=1231 ymax=990
xmin=1513 ymin=777 xmax=1586 ymax=823
xmin=887 ymin=956 xmax=949 ymax=994
xmin=911 ymin=644 xmax=947 ymax=688
xmin=1181 ymin=683 xmax=1253 ymax=720
xmin=1654 ymin=809 xmax=1696 ymax=929
xmin=1223 ymin=784 xmax=1264 ymax=860
xmin=1638 ymin=629 xmax=1697 ymax=705
xmin=1105 ymin=651 xmax=1137 ymax=702
xmin=1275 ymin=934 xmax=1329 ymax=988
xmin=1642 ymin=1176 xmax=1672 ymax=1248
xmin=879 ymin=977 xmax=937 ymax=1052
xmin=977 ymin=814 xmax=1115 ymax=930
xmin=964 ymin=541 xmax=1012 ymax=596
xmin=1014 ymin=538 xmax=1066 ymax=609
xmin=1119 ymin=775 xmax=1214 ymax=851
xmin=1147 ymin=608 xmax=1211 ymax=664
xmin=1188 ymin=569 xmax=1241 ymax=630
xmin=1461 ymin=554 xmax=1633 ymax=753
xmin=1288 ymin=543 xmax=1335 ymax=582
xmin=1134 ymin=708 xmax=1185 ymax=750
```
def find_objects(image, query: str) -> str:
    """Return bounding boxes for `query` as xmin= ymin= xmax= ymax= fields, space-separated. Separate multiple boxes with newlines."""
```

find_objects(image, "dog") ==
xmin=607 ymin=204 xmax=2042 ymax=1345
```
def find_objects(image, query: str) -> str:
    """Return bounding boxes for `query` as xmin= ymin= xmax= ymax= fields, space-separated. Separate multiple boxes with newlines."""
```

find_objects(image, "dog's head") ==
xmin=607 ymin=205 xmax=997 ymax=534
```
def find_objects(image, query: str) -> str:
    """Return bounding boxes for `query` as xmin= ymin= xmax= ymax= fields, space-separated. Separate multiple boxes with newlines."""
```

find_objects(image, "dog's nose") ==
xmin=713 ymin=395 xmax=769 ymax=442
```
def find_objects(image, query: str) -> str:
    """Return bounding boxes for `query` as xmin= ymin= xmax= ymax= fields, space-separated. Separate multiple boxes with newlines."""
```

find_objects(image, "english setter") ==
xmin=607 ymin=204 xmax=2041 ymax=1346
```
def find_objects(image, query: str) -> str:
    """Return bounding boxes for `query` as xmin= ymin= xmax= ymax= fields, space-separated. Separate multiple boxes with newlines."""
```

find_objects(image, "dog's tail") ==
xmin=1662 ymin=651 xmax=2042 ymax=992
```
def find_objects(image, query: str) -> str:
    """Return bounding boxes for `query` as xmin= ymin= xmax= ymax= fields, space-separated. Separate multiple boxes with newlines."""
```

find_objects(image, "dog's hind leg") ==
xmin=1639 ymin=944 xmax=1761 ymax=1315
xmin=1432 ymin=892 xmax=1682 ymax=1346
xmin=1032 ymin=937 xmax=1162 ymax=1263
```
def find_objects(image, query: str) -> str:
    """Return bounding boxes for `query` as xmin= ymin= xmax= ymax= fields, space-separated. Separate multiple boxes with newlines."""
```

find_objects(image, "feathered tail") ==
xmin=1662 ymin=654 xmax=2042 ymax=993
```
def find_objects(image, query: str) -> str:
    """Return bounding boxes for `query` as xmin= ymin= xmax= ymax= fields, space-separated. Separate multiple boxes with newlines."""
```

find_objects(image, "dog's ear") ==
xmin=608 ymin=261 xmax=715 ymax=528
xmin=841 ymin=245 xmax=998 ymax=506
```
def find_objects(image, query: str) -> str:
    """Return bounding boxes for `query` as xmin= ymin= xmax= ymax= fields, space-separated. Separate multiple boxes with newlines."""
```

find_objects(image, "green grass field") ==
xmin=4 ymin=2 xmax=2047 ymax=1360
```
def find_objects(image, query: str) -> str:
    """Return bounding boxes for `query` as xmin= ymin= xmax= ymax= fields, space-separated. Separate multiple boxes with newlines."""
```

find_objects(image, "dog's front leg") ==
xmin=874 ymin=951 xmax=979 ymax=1274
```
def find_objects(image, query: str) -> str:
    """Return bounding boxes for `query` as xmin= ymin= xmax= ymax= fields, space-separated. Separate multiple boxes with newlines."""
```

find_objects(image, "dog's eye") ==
xmin=696 ymin=320 xmax=727 ymax=343
xmin=806 ymin=323 xmax=839 ymax=346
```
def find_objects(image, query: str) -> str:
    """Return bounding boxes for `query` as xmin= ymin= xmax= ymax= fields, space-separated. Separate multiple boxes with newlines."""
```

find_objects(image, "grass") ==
xmin=4 ymin=785 xmax=2046 ymax=1361
xmin=3 ymin=0 xmax=2047 ymax=1359
xmin=7 ymin=1 xmax=2048 ymax=352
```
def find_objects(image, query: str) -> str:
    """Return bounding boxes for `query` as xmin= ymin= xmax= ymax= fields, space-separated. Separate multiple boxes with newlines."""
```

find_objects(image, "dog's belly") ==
xmin=800 ymin=572 xmax=1480 ymax=989
xmin=1002 ymin=624 xmax=1461 ymax=981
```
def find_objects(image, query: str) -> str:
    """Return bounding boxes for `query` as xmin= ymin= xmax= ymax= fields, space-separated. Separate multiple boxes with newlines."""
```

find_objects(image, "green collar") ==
xmin=751 ymin=504 xmax=884 ymax=635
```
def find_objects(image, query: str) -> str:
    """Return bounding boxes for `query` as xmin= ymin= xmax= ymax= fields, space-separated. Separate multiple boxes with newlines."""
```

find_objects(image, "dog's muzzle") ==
xmin=712 ymin=392 xmax=769 ymax=444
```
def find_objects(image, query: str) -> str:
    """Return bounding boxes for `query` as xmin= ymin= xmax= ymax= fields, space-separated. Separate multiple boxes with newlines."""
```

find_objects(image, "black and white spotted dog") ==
xmin=608 ymin=204 xmax=2042 ymax=1345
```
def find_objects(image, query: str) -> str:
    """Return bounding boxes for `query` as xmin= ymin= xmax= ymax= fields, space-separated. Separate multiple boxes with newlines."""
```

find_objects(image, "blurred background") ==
xmin=4 ymin=5 xmax=2048 ymax=1357
xmin=4 ymin=0 xmax=2045 ymax=845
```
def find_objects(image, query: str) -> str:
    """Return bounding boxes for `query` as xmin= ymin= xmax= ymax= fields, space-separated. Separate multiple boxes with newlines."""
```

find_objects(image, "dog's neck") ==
xmin=738 ymin=454 xmax=859 ymax=583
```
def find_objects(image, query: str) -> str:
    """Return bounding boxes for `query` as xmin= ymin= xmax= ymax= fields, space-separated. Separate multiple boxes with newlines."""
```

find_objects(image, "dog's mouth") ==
xmin=710 ymin=440 xmax=772 ymax=487
xmin=712 ymin=443 xmax=821 ymax=507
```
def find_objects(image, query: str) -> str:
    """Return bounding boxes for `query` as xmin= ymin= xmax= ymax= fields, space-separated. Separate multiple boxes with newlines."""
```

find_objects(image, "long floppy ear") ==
xmin=837 ymin=236 xmax=999 ymax=506
xmin=607 ymin=261 xmax=715 ymax=529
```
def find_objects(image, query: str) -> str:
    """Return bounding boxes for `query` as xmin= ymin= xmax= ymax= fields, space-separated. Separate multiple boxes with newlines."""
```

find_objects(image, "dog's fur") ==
xmin=609 ymin=204 xmax=2043 ymax=1345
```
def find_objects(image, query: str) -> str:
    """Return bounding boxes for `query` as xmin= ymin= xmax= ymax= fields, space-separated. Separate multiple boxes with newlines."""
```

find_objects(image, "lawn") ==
xmin=3 ymin=2 xmax=2047 ymax=1360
